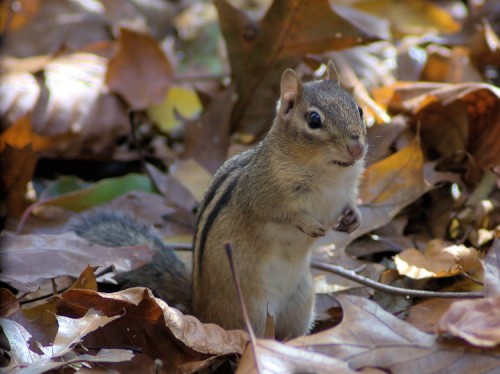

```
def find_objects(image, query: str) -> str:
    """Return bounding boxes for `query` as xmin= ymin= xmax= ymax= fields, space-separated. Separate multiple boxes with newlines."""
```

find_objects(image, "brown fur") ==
xmin=70 ymin=63 xmax=366 ymax=339
xmin=193 ymin=64 xmax=366 ymax=338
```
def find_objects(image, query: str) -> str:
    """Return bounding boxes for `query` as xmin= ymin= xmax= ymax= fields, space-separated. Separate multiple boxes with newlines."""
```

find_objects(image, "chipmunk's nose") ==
xmin=346 ymin=141 xmax=364 ymax=159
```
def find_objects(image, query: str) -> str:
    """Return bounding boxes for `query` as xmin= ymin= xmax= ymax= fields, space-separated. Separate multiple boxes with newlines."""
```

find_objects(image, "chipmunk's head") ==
xmin=275 ymin=62 xmax=367 ymax=168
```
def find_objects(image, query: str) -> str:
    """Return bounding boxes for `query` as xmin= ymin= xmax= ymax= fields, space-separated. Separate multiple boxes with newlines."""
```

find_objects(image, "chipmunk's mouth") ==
xmin=331 ymin=160 xmax=355 ymax=167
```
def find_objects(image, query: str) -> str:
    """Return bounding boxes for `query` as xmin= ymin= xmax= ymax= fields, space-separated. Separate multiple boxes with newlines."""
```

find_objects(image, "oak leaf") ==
xmin=290 ymin=295 xmax=500 ymax=373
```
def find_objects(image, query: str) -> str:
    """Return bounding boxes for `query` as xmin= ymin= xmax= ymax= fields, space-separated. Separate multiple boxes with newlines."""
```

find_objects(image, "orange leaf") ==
xmin=0 ymin=113 xmax=64 ymax=152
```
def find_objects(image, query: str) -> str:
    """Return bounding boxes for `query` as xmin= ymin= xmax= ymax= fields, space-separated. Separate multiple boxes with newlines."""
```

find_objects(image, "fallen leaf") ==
xmin=0 ymin=144 xmax=38 ymax=218
xmin=35 ymin=173 xmax=155 ymax=213
xmin=215 ymin=0 xmax=388 ymax=135
xmin=290 ymin=295 xmax=500 ymax=373
xmin=354 ymin=0 xmax=460 ymax=37
xmin=405 ymin=298 xmax=461 ymax=333
xmin=40 ymin=52 xmax=129 ymax=155
xmin=394 ymin=239 xmax=482 ymax=279
xmin=147 ymin=85 xmax=202 ymax=133
xmin=9 ymin=266 xmax=99 ymax=347
xmin=106 ymin=27 xmax=173 ymax=109
xmin=1 ymin=318 xmax=42 ymax=370
xmin=1 ymin=310 xmax=131 ymax=373
xmin=0 ymin=113 xmax=68 ymax=152
xmin=57 ymin=287 xmax=248 ymax=373
xmin=483 ymin=237 xmax=500 ymax=297
xmin=385 ymin=82 xmax=500 ymax=171
xmin=24 ymin=348 xmax=135 ymax=374
xmin=0 ymin=52 xmax=130 ymax=157
xmin=2 ymin=0 xmax=110 ymax=57
xmin=183 ymin=86 xmax=235 ymax=173
xmin=0 ymin=288 xmax=19 ymax=318
xmin=169 ymin=159 xmax=212 ymax=202
xmin=104 ymin=190 xmax=176 ymax=229
xmin=469 ymin=20 xmax=500 ymax=71
xmin=422 ymin=45 xmax=483 ymax=83
xmin=0 ymin=71 xmax=40 ymax=124
xmin=0 ymin=0 xmax=41 ymax=32
xmin=436 ymin=297 xmax=500 ymax=348
xmin=0 ymin=232 xmax=154 ymax=292
xmin=237 ymin=338 xmax=355 ymax=374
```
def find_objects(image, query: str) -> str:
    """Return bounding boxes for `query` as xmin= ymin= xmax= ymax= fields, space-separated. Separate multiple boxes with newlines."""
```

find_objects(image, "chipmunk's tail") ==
xmin=68 ymin=209 xmax=192 ymax=313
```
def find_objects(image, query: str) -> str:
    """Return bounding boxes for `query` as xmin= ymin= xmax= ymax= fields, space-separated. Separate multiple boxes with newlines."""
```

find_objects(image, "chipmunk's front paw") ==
xmin=297 ymin=218 xmax=329 ymax=238
xmin=336 ymin=205 xmax=360 ymax=234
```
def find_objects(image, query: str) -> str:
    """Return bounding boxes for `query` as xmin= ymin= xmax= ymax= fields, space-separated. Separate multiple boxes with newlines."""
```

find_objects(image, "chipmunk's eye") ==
xmin=358 ymin=106 xmax=364 ymax=119
xmin=306 ymin=111 xmax=322 ymax=129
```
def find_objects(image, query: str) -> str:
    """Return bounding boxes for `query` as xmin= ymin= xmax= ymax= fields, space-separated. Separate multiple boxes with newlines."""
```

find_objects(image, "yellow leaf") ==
xmin=355 ymin=0 xmax=460 ymax=36
xmin=360 ymin=136 xmax=424 ymax=205
xmin=147 ymin=86 xmax=202 ymax=133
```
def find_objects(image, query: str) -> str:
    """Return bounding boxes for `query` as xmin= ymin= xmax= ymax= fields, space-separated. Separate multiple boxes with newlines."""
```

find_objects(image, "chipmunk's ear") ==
xmin=326 ymin=61 xmax=340 ymax=83
xmin=279 ymin=69 xmax=303 ymax=120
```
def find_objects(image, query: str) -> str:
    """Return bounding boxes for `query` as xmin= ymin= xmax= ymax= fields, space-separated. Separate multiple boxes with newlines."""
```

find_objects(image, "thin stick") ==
xmin=224 ymin=242 xmax=261 ymax=373
xmin=311 ymin=261 xmax=484 ymax=299
xmin=19 ymin=266 xmax=114 ymax=305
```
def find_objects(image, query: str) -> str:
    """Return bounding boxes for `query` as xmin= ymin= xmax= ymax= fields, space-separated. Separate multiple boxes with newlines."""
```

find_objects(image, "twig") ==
xmin=128 ymin=111 xmax=163 ymax=194
xmin=16 ymin=199 xmax=48 ymax=234
xmin=460 ymin=270 xmax=484 ymax=286
xmin=225 ymin=242 xmax=261 ymax=373
xmin=19 ymin=266 xmax=114 ymax=305
xmin=311 ymin=261 xmax=484 ymax=299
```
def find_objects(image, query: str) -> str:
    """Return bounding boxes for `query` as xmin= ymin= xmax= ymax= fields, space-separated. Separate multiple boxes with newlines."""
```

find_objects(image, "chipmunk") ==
xmin=70 ymin=62 xmax=366 ymax=339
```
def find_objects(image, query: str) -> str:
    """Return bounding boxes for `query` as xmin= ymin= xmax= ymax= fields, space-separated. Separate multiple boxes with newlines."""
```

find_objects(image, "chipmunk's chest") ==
xmin=305 ymin=170 xmax=358 ymax=225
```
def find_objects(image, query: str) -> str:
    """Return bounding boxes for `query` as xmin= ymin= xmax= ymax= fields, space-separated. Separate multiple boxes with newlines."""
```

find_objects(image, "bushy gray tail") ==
xmin=69 ymin=209 xmax=192 ymax=312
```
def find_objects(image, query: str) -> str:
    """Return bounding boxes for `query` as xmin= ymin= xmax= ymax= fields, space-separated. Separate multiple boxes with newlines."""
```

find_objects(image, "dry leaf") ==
xmin=436 ymin=297 xmax=500 ymax=348
xmin=405 ymin=298 xmax=461 ymax=333
xmin=0 ymin=232 xmax=154 ymax=292
xmin=0 ymin=288 xmax=19 ymax=318
xmin=105 ymin=27 xmax=173 ymax=109
xmin=2 ymin=0 xmax=110 ymax=57
xmin=9 ymin=266 xmax=98 ymax=347
xmin=290 ymin=295 xmax=500 ymax=373
xmin=394 ymin=239 xmax=482 ymax=279
xmin=0 ymin=113 xmax=68 ymax=152
xmin=0 ymin=52 xmax=130 ymax=157
xmin=57 ymin=287 xmax=248 ymax=373
xmin=0 ymin=144 xmax=38 ymax=218
xmin=384 ymin=82 xmax=500 ymax=171
xmin=147 ymin=85 xmax=202 ymax=133
xmin=237 ymin=338 xmax=355 ymax=374
xmin=169 ymin=159 xmax=212 ymax=202
xmin=0 ymin=71 xmax=40 ymax=124
xmin=215 ymin=0 xmax=388 ymax=135
xmin=183 ymin=86 xmax=235 ymax=173
xmin=1 ymin=310 xmax=131 ymax=373
xmin=0 ymin=0 xmax=41 ymax=32
xmin=483 ymin=237 xmax=500 ymax=297
xmin=354 ymin=0 xmax=460 ymax=37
